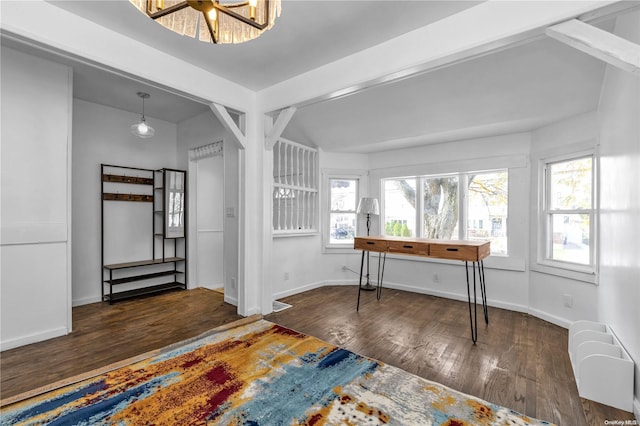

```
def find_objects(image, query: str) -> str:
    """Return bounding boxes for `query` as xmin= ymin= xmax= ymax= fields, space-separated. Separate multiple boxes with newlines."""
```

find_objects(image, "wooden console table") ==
xmin=354 ymin=236 xmax=490 ymax=343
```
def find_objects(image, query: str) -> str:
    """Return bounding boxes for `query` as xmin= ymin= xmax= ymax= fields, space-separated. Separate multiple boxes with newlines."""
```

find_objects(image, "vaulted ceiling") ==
xmin=10 ymin=1 xmax=616 ymax=153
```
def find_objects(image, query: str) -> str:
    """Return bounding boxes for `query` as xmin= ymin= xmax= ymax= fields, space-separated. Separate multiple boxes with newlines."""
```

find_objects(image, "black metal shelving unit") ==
xmin=101 ymin=164 xmax=187 ymax=304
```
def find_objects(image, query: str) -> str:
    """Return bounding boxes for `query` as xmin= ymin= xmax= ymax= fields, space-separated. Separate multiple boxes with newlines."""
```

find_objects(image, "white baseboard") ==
xmin=72 ymin=295 xmax=102 ymax=307
xmin=527 ymin=307 xmax=571 ymax=329
xmin=224 ymin=294 xmax=238 ymax=306
xmin=374 ymin=280 xmax=529 ymax=314
xmin=634 ymin=396 xmax=639 ymax=421
xmin=271 ymin=279 xmax=532 ymax=316
xmin=245 ymin=306 xmax=261 ymax=316
xmin=200 ymin=283 xmax=224 ymax=291
xmin=272 ymin=279 xmax=352 ymax=301
xmin=0 ymin=326 xmax=68 ymax=351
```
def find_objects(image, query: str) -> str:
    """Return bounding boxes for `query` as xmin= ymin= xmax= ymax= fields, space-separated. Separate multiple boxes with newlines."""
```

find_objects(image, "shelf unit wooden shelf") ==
xmin=103 ymin=257 xmax=186 ymax=271
xmin=101 ymin=164 xmax=187 ymax=304
xmin=103 ymin=282 xmax=186 ymax=303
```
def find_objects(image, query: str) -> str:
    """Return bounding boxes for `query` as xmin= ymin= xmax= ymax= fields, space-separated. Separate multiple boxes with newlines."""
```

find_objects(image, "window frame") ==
xmin=327 ymin=177 xmax=359 ymax=245
xmin=380 ymin=169 xmax=509 ymax=255
xmin=538 ymin=150 xmax=597 ymax=275
xmin=322 ymin=170 xmax=366 ymax=252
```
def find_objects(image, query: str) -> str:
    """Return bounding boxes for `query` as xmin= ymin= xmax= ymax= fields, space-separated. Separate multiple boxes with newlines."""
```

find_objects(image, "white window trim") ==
xmin=532 ymin=144 xmax=598 ymax=284
xmin=370 ymin=155 xmax=527 ymax=271
xmin=381 ymin=169 xmax=508 ymax=251
xmin=322 ymin=170 xmax=367 ymax=253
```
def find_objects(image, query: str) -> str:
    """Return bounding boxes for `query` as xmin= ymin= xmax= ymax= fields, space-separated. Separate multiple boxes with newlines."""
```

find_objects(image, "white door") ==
xmin=196 ymin=154 xmax=224 ymax=289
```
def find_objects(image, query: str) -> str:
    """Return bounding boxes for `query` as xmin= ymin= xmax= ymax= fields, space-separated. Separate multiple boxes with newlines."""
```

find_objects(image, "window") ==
xmin=382 ymin=170 xmax=508 ymax=255
xmin=543 ymin=155 xmax=594 ymax=267
xmin=383 ymin=179 xmax=416 ymax=237
xmin=468 ymin=171 xmax=508 ymax=254
xmin=272 ymin=138 xmax=319 ymax=234
xmin=328 ymin=178 xmax=358 ymax=244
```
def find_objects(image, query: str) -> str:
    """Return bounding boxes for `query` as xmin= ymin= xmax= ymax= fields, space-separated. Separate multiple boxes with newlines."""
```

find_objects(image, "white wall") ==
xmin=72 ymin=99 xmax=178 ymax=306
xmin=597 ymin=10 xmax=640 ymax=416
xmin=528 ymin=111 xmax=600 ymax=327
xmin=177 ymin=110 xmax=240 ymax=305
xmin=0 ymin=47 xmax=72 ymax=350
xmin=271 ymin=151 xmax=369 ymax=299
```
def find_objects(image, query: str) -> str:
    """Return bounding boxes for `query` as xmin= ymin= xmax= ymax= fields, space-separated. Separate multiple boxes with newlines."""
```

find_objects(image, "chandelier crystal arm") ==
xmin=210 ymin=2 xmax=269 ymax=30
xmin=146 ymin=1 xmax=190 ymax=19
xmin=204 ymin=13 xmax=218 ymax=43
xmin=131 ymin=0 xmax=280 ymax=44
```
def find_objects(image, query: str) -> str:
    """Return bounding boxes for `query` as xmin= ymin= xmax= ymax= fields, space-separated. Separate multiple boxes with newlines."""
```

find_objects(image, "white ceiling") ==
xmin=282 ymin=36 xmax=608 ymax=152
xmin=49 ymin=0 xmax=483 ymax=90
xmin=8 ymin=1 xmax=614 ymax=153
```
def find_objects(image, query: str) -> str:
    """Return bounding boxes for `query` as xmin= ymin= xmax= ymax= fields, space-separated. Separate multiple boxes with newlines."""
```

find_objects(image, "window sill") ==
xmin=323 ymin=243 xmax=356 ymax=254
xmin=273 ymin=230 xmax=319 ymax=238
xmin=531 ymin=261 xmax=597 ymax=284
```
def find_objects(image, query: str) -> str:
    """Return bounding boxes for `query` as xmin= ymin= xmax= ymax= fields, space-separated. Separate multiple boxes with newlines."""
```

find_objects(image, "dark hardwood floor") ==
xmin=266 ymin=286 xmax=635 ymax=426
xmin=1 ymin=286 xmax=635 ymax=426
xmin=0 ymin=288 xmax=242 ymax=401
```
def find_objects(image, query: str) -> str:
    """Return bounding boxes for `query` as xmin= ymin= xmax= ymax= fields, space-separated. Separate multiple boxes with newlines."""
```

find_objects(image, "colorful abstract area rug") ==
xmin=0 ymin=319 xmax=554 ymax=425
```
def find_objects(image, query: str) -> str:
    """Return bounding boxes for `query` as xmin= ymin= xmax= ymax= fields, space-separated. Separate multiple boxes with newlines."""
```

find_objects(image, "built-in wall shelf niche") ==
xmin=101 ymin=164 xmax=187 ymax=303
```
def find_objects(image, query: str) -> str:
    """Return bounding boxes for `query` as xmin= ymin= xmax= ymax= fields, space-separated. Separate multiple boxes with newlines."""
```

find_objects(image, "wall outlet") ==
xmin=231 ymin=277 xmax=236 ymax=289
xmin=563 ymin=294 xmax=573 ymax=308
xmin=284 ymin=272 xmax=290 ymax=281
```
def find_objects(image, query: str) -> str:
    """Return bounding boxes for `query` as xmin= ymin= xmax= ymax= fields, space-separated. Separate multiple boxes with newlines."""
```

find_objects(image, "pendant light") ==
xmin=131 ymin=92 xmax=155 ymax=139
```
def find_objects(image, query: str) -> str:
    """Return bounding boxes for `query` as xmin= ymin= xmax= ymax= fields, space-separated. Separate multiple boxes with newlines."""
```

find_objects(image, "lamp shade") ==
xmin=357 ymin=197 xmax=380 ymax=215
xmin=131 ymin=91 xmax=155 ymax=139
xmin=130 ymin=118 xmax=155 ymax=139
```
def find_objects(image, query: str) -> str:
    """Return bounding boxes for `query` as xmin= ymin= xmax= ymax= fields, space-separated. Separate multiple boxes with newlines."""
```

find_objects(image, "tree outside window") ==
xmin=423 ymin=176 xmax=459 ymax=239
xmin=468 ymin=171 xmax=508 ymax=254
xmin=383 ymin=179 xmax=416 ymax=237
xmin=382 ymin=170 xmax=508 ymax=255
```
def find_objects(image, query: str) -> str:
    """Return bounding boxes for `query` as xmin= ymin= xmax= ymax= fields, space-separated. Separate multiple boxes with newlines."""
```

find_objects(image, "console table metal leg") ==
xmin=356 ymin=250 xmax=366 ymax=312
xmin=465 ymin=261 xmax=478 ymax=344
xmin=479 ymin=260 xmax=488 ymax=324
xmin=376 ymin=252 xmax=386 ymax=301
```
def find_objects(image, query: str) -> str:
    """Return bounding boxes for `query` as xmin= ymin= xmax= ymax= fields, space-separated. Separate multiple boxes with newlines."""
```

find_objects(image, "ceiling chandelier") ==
xmin=131 ymin=92 xmax=155 ymax=139
xmin=130 ymin=0 xmax=281 ymax=44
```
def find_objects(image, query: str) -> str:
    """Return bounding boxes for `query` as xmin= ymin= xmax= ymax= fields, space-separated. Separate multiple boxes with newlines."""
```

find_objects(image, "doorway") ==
xmin=192 ymin=144 xmax=225 ymax=291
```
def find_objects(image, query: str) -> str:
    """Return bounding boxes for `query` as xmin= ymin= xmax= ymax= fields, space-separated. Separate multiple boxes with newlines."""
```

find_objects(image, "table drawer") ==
xmin=354 ymin=238 xmax=388 ymax=252
xmin=387 ymin=240 xmax=428 ymax=256
xmin=429 ymin=244 xmax=478 ymax=261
